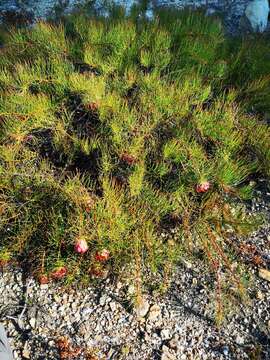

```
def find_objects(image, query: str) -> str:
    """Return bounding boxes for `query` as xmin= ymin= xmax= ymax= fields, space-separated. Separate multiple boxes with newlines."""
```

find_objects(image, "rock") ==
xmin=144 ymin=332 xmax=151 ymax=342
xmin=148 ymin=304 xmax=161 ymax=321
xmin=161 ymin=345 xmax=176 ymax=360
xmin=221 ymin=345 xmax=229 ymax=356
xmin=116 ymin=281 xmax=123 ymax=290
xmin=53 ymin=294 xmax=60 ymax=302
xmin=128 ymin=284 xmax=135 ymax=295
xmin=109 ymin=301 xmax=117 ymax=312
xmin=29 ymin=318 xmax=36 ymax=329
xmin=99 ymin=295 xmax=107 ymax=306
xmin=136 ymin=298 xmax=150 ymax=318
xmin=256 ymin=290 xmax=264 ymax=300
xmin=40 ymin=284 xmax=48 ymax=290
xmin=245 ymin=0 xmax=269 ymax=32
xmin=168 ymin=335 xmax=179 ymax=350
xmin=22 ymin=343 xmax=31 ymax=359
xmin=161 ymin=328 xmax=171 ymax=340
xmin=235 ymin=334 xmax=245 ymax=345
xmin=258 ymin=268 xmax=270 ymax=282
xmin=161 ymin=352 xmax=176 ymax=360
xmin=181 ymin=259 xmax=193 ymax=269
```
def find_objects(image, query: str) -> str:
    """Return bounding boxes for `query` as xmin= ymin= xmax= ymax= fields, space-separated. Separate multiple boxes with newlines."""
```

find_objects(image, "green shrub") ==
xmin=0 ymin=9 xmax=269 ymax=320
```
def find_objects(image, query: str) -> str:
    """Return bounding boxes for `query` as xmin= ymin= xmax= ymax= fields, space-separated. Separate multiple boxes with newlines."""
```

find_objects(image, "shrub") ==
xmin=0 ymin=8 xmax=269 ymax=320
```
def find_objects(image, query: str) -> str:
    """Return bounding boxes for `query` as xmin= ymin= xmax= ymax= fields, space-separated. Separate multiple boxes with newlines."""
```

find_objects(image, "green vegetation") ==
xmin=0 ymin=7 xmax=269 ymax=318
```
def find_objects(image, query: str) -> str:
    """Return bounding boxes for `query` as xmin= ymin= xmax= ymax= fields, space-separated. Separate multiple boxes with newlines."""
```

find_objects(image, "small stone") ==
xmin=99 ymin=295 xmax=107 ymax=306
xmin=161 ymin=345 xmax=176 ymax=360
xmin=161 ymin=329 xmax=171 ymax=340
xmin=245 ymin=0 xmax=269 ymax=33
xmin=144 ymin=332 xmax=151 ymax=342
xmin=78 ymin=323 xmax=87 ymax=336
xmin=235 ymin=334 xmax=245 ymax=345
xmin=136 ymin=298 xmax=150 ymax=318
xmin=29 ymin=318 xmax=36 ymax=329
xmin=257 ymin=290 xmax=264 ymax=300
xmin=169 ymin=335 xmax=179 ymax=349
xmin=128 ymin=284 xmax=135 ymax=295
xmin=116 ymin=281 xmax=123 ymax=290
xmin=148 ymin=304 xmax=161 ymax=321
xmin=22 ymin=346 xmax=30 ymax=359
xmin=53 ymin=295 xmax=61 ymax=302
xmin=258 ymin=268 xmax=270 ymax=282
xmin=221 ymin=346 xmax=229 ymax=356
xmin=109 ymin=302 xmax=117 ymax=312
xmin=40 ymin=284 xmax=48 ymax=290
xmin=181 ymin=259 xmax=192 ymax=269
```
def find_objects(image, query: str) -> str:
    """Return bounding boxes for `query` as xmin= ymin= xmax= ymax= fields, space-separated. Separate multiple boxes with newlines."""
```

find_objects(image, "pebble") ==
xmin=258 ymin=268 xmax=270 ymax=282
xmin=136 ymin=298 xmax=150 ymax=318
xmin=256 ymin=290 xmax=264 ymax=300
xmin=22 ymin=344 xmax=31 ymax=359
xmin=168 ymin=335 xmax=179 ymax=349
xmin=128 ymin=284 xmax=135 ymax=295
xmin=148 ymin=304 xmax=161 ymax=321
xmin=109 ymin=301 xmax=117 ymax=312
xmin=29 ymin=318 xmax=36 ymax=329
xmin=222 ymin=345 xmax=229 ymax=356
xmin=235 ymin=334 xmax=245 ymax=345
xmin=161 ymin=328 xmax=171 ymax=340
xmin=99 ymin=295 xmax=107 ymax=306
xmin=161 ymin=345 xmax=176 ymax=360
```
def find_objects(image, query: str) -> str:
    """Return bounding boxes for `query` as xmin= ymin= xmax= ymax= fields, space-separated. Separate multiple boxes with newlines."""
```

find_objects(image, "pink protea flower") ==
xmin=51 ymin=266 xmax=67 ymax=280
xmin=74 ymin=238 xmax=89 ymax=254
xmin=196 ymin=181 xmax=210 ymax=193
xmin=23 ymin=134 xmax=34 ymax=143
xmin=38 ymin=274 xmax=50 ymax=285
xmin=120 ymin=152 xmax=137 ymax=165
xmin=95 ymin=249 xmax=110 ymax=262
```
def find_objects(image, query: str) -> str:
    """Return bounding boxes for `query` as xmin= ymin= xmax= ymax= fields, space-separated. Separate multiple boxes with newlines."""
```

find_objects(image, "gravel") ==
xmin=0 ymin=182 xmax=269 ymax=359
xmin=0 ymin=1 xmax=269 ymax=35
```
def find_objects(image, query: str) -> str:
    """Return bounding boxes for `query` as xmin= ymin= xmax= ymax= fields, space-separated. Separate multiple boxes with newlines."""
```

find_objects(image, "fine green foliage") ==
xmin=0 ymin=8 xmax=269 ymax=315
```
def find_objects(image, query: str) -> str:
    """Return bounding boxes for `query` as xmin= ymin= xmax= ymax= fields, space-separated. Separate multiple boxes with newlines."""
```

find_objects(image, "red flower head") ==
xmin=86 ymin=101 xmax=99 ymax=112
xmin=120 ymin=153 xmax=137 ymax=165
xmin=74 ymin=238 xmax=89 ymax=254
xmin=51 ymin=266 xmax=67 ymax=280
xmin=196 ymin=181 xmax=210 ymax=193
xmin=95 ymin=249 xmax=110 ymax=262
xmin=24 ymin=134 xmax=34 ymax=143
xmin=90 ymin=266 xmax=109 ymax=279
xmin=38 ymin=274 xmax=49 ymax=285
